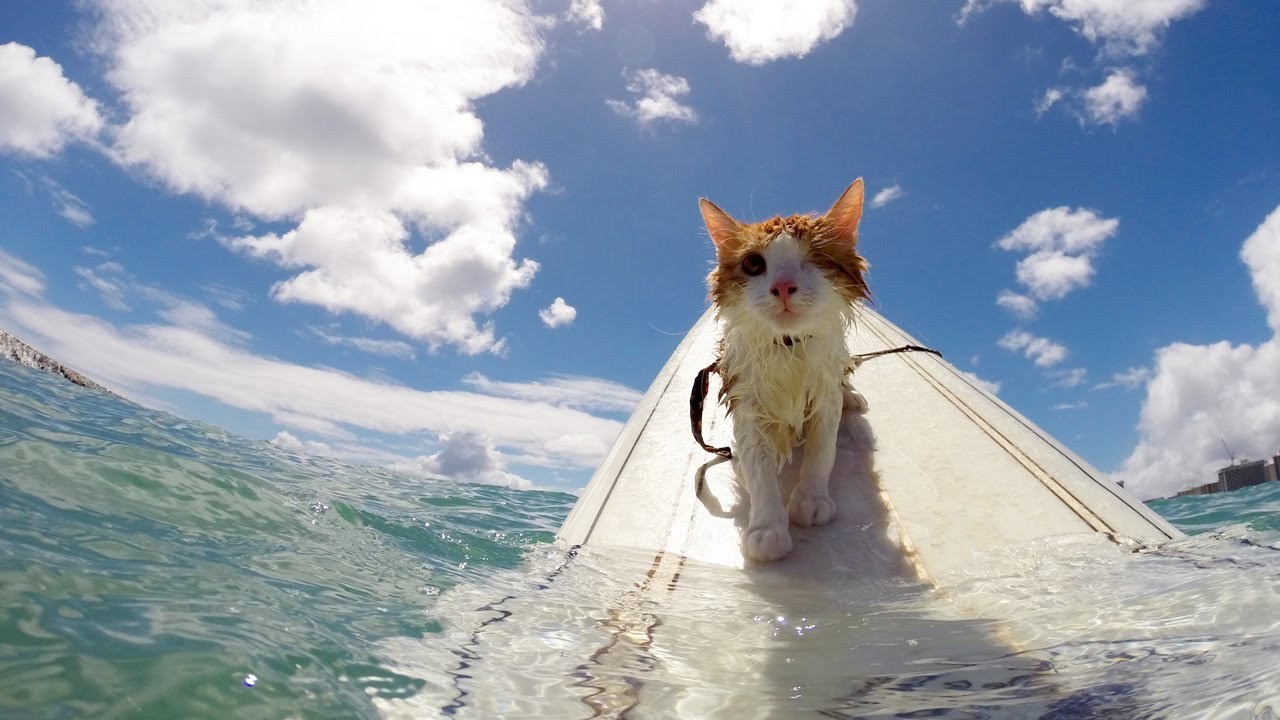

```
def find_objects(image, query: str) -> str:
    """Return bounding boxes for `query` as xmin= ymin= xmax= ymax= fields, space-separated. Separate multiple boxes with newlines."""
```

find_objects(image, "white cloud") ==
xmin=960 ymin=370 xmax=1002 ymax=396
xmin=996 ymin=206 xmax=1118 ymax=302
xmin=396 ymin=431 xmax=532 ymax=490
xmin=228 ymin=195 xmax=543 ymax=355
xmin=1116 ymin=205 xmax=1280 ymax=499
xmin=996 ymin=290 xmax=1039 ymax=319
xmin=74 ymin=262 xmax=130 ymax=311
xmin=1093 ymin=366 xmax=1151 ymax=391
xmin=463 ymin=372 xmax=642 ymax=414
xmin=960 ymin=1 xmax=1200 ymax=127
xmin=1050 ymin=367 xmax=1087 ymax=388
xmin=1015 ymin=250 xmax=1095 ymax=301
xmin=0 ymin=43 xmax=103 ymax=158
xmin=0 ymin=253 xmax=625 ymax=472
xmin=566 ymin=0 xmax=604 ymax=31
xmin=959 ymin=0 xmax=1206 ymax=56
xmin=998 ymin=330 xmax=1068 ymax=367
xmin=92 ymin=1 xmax=551 ymax=354
xmin=39 ymin=176 xmax=94 ymax=227
xmin=694 ymin=0 xmax=857 ymax=65
xmin=538 ymin=297 xmax=577 ymax=328
xmin=1035 ymin=87 xmax=1065 ymax=116
xmin=996 ymin=206 xmax=1118 ymax=254
xmin=305 ymin=326 xmax=416 ymax=360
xmin=606 ymin=69 xmax=699 ymax=128
xmin=871 ymin=184 xmax=904 ymax=209
xmin=271 ymin=430 xmax=334 ymax=456
xmin=0 ymin=250 xmax=44 ymax=297
xmin=1053 ymin=401 xmax=1088 ymax=411
xmin=1082 ymin=68 xmax=1147 ymax=125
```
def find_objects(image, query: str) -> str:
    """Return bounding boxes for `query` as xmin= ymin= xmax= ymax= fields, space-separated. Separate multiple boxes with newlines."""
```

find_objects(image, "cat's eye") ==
xmin=741 ymin=253 xmax=766 ymax=276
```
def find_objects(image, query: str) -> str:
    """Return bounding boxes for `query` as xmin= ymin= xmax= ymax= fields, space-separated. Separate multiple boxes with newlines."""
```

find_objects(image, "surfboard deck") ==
xmin=559 ymin=305 xmax=1179 ymax=583
xmin=379 ymin=308 xmax=1186 ymax=718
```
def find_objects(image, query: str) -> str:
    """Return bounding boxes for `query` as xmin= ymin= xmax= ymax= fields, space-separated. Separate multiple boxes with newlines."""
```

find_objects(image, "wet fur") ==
xmin=700 ymin=180 xmax=870 ymax=562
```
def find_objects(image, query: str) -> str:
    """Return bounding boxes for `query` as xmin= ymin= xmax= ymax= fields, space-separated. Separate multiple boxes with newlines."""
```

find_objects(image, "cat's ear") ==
xmin=699 ymin=198 xmax=742 ymax=252
xmin=824 ymin=178 xmax=864 ymax=247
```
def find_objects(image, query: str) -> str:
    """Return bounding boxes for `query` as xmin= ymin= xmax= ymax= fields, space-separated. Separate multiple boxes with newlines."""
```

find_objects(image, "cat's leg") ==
xmin=735 ymin=434 xmax=792 ymax=562
xmin=789 ymin=399 xmax=840 ymax=527
xmin=843 ymin=382 xmax=869 ymax=414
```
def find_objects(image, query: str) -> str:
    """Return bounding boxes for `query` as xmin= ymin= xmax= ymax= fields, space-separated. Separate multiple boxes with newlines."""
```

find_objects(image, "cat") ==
xmin=699 ymin=180 xmax=871 ymax=562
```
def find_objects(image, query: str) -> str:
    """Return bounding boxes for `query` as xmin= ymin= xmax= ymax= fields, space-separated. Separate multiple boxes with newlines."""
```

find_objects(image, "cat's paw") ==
xmin=844 ymin=389 xmax=870 ymax=414
xmin=744 ymin=523 xmax=793 ymax=562
xmin=788 ymin=490 xmax=836 ymax=527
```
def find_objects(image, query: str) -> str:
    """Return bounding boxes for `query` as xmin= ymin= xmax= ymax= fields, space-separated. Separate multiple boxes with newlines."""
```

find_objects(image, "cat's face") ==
xmin=700 ymin=180 xmax=869 ymax=335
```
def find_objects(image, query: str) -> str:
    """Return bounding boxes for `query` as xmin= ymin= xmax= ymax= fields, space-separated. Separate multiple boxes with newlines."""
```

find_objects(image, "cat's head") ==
xmin=700 ymin=180 xmax=869 ymax=335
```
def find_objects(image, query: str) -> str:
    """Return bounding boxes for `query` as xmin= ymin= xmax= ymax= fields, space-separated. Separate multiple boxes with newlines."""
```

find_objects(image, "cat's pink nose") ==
xmin=770 ymin=280 xmax=798 ymax=298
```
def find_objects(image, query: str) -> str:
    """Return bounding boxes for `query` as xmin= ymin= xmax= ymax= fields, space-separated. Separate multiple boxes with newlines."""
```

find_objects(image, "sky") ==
xmin=0 ymin=0 xmax=1277 ymax=499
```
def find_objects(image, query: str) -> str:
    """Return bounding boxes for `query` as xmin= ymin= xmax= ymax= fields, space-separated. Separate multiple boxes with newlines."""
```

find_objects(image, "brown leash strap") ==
xmin=690 ymin=361 xmax=733 ymax=458
xmin=690 ymin=344 xmax=942 ymax=459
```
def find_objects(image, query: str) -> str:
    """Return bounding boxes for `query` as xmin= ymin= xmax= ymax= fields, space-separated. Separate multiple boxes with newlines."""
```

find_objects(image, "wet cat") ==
xmin=699 ymin=180 xmax=871 ymax=562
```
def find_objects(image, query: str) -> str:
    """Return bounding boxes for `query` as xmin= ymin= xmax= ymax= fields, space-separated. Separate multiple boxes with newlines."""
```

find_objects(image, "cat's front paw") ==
xmin=788 ymin=490 xmax=836 ymax=527
xmin=744 ymin=523 xmax=793 ymax=562
xmin=844 ymin=388 xmax=870 ymax=414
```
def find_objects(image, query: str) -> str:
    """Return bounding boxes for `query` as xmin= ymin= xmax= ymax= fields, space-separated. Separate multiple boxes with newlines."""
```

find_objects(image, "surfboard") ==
xmin=379 ymin=307 xmax=1188 ymax=718
xmin=558 ymin=305 xmax=1180 ymax=583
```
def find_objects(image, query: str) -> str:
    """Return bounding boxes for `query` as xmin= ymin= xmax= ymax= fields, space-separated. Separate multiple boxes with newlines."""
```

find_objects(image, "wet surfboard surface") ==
xmin=558 ymin=305 xmax=1179 ymax=583
xmin=378 ymin=307 xmax=1196 ymax=719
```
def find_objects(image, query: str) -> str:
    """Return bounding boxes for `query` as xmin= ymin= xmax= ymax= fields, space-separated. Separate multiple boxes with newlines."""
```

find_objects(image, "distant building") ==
xmin=1168 ymin=453 xmax=1279 ymax=499
xmin=1175 ymin=481 xmax=1219 ymax=498
xmin=1218 ymin=459 xmax=1268 ymax=492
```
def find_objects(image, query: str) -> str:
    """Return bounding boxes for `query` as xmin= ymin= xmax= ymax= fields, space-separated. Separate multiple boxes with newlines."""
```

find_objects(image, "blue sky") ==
xmin=1 ymin=0 xmax=1278 ymax=498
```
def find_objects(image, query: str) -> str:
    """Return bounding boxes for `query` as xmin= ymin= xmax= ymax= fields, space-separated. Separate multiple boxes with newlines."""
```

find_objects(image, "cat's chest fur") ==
xmin=718 ymin=321 xmax=849 ymax=456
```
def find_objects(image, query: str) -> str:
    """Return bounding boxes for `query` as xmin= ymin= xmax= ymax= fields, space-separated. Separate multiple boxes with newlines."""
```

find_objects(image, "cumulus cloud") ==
xmin=538 ymin=297 xmax=577 ymax=328
xmin=1082 ymin=68 xmax=1147 ymax=125
xmin=271 ymin=430 xmax=334 ymax=456
xmin=1115 ymin=204 xmax=1280 ymax=499
xmin=694 ymin=0 xmax=857 ymax=65
xmin=957 ymin=0 xmax=1205 ymax=56
xmin=998 ymin=330 xmax=1068 ymax=367
xmin=606 ymin=69 xmax=699 ymax=128
xmin=397 ymin=431 xmax=532 ymax=490
xmin=0 ymin=42 xmax=103 ymax=158
xmin=566 ymin=0 xmax=604 ymax=31
xmin=871 ymin=184 xmax=904 ymax=209
xmin=0 ymin=252 xmax=626 ymax=472
xmin=90 ymin=1 xmax=551 ymax=354
xmin=995 ymin=206 xmax=1118 ymax=305
xmin=997 ymin=290 xmax=1038 ymax=319
xmin=961 ymin=2 xmax=1199 ymax=127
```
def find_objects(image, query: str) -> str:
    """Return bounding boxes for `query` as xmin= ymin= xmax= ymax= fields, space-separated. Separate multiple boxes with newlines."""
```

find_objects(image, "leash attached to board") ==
xmin=689 ymin=344 xmax=942 ymax=460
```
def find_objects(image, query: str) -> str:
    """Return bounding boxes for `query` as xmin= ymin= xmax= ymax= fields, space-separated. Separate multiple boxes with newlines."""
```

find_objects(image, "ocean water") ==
xmin=1 ymin=358 xmax=1278 ymax=719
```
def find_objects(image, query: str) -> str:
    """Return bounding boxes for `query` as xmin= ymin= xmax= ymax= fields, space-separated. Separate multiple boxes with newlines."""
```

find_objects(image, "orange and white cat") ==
xmin=699 ymin=180 xmax=871 ymax=562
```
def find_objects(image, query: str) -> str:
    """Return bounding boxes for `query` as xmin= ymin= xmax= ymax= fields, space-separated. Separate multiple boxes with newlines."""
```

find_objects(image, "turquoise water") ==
xmin=2 ymin=358 xmax=1278 ymax=718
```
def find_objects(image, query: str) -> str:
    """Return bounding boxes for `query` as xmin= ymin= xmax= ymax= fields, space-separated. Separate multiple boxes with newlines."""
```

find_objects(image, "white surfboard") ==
xmin=559 ymin=305 xmax=1179 ymax=583
xmin=379 ymin=307 xmax=1186 ymax=718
